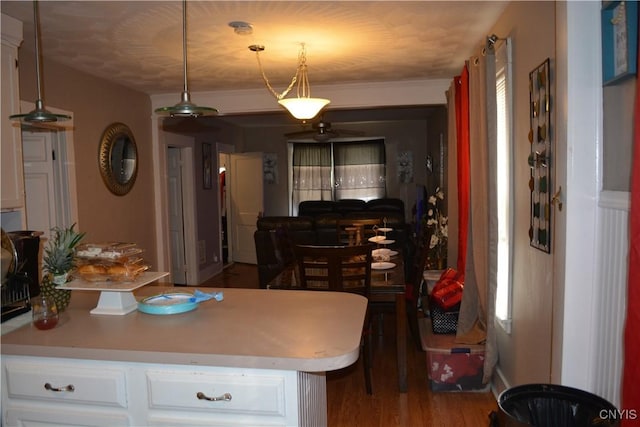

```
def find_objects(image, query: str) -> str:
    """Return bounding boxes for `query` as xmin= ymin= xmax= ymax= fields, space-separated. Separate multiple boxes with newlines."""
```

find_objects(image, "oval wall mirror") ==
xmin=99 ymin=122 xmax=138 ymax=195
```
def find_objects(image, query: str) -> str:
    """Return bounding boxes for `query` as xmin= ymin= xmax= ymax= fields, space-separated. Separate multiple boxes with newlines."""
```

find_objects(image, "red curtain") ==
xmin=622 ymin=35 xmax=640 ymax=426
xmin=455 ymin=65 xmax=470 ymax=273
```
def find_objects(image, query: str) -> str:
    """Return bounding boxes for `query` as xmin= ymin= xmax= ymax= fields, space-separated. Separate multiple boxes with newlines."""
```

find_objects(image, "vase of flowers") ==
xmin=422 ymin=187 xmax=448 ymax=269
xmin=41 ymin=224 xmax=85 ymax=311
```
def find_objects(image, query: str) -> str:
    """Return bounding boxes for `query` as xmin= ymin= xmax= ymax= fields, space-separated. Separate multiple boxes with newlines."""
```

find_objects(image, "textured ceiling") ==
xmin=1 ymin=1 xmax=508 ymax=96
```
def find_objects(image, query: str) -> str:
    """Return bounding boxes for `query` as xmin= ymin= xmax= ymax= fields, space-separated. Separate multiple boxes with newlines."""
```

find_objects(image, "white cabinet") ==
xmin=1 ymin=356 xmax=321 ymax=427
xmin=2 ymin=357 xmax=132 ymax=426
xmin=145 ymin=366 xmax=299 ymax=426
xmin=1 ymin=14 xmax=25 ymax=212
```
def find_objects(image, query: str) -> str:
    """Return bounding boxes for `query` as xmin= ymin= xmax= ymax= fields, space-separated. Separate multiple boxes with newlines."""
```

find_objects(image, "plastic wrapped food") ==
xmin=76 ymin=242 xmax=142 ymax=262
xmin=75 ymin=243 xmax=148 ymax=282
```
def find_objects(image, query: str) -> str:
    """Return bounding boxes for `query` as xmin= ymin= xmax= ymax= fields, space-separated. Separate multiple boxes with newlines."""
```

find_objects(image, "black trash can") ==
xmin=498 ymin=384 xmax=620 ymax=426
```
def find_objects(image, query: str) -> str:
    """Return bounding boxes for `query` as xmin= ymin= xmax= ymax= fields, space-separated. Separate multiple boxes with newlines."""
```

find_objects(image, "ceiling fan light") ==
xmin=278 ymin=97 xmax=330 ymax=121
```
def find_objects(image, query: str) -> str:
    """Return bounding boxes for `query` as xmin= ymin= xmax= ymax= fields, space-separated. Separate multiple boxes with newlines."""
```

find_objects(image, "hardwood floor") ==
xmin=199 ymin=262 xmax=263 ymax=289
xmin=201 ymin=263 xmax=498 ymax=427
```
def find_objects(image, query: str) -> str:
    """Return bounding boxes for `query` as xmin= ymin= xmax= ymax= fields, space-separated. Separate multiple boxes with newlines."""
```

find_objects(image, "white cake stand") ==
xmin=59 ymin=271 xmax=170 ymax=315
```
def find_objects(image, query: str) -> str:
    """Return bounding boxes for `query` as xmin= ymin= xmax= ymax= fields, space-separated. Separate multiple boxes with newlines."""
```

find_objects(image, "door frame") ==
xmin=164 ymin=141 xmax=198 ymax=285
xmin=216 ymin=143 xmax=235 ymax=268
xmin=551 ymin=1 xmax=602 ymax=389
xmin=20 ymin=101 xmax=79 ymax=232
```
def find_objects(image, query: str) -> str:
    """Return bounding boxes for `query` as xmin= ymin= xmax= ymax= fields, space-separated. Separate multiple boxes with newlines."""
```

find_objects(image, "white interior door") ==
xmin=167 ymin=147 xmax=187 ymax=284
xmin=22 ymin=131 xmax=57 ymax=241
xmin=17 ymin=102 xmax=77 ymax=244
xmin=229 ymin=153 xmax=263 ymax=264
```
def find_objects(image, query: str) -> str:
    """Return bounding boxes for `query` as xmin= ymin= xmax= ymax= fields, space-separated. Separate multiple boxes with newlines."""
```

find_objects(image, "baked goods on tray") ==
xmin=75 ymin=243 xmax=149 ymax=282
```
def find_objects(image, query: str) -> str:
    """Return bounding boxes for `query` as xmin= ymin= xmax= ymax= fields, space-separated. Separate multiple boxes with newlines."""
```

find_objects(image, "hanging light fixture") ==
xmin=249 ymin=43 xmax=330 ymax=121
xmin=9 ymin=0 xmax=70 ymax=124
xmin=155 ymin=0 xmax=217 ymax=118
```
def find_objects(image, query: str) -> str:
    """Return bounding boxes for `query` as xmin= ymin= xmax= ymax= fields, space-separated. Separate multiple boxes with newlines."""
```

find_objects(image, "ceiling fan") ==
xmin=285 ymin=117 xmax=364 ymax=141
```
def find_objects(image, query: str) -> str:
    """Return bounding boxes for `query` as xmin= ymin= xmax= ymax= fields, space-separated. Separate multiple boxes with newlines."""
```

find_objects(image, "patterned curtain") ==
xmin=333 ymin=139 xmax=386 ymax=201
xmin=291 ymin=143 xmax=332 ymax=215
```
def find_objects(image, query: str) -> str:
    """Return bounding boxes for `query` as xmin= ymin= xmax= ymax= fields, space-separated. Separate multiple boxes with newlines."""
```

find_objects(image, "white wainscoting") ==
xmin=593 ymin=190 xmax=630 ymax=408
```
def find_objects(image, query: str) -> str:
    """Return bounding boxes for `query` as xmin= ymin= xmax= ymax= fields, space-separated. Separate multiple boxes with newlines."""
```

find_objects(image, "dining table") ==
xmin=267 ymin=246 xmax=408 ymax=393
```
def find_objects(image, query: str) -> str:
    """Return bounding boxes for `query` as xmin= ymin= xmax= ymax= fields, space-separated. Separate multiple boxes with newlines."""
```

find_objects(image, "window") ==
xmin=494 ymin=39 xmax=513 ymax=333
xmin=290 ymin=139 xmax=386 ymax=214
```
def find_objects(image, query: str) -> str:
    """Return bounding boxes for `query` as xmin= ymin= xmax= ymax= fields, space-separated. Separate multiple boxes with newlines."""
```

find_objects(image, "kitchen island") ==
xmin=1 ymin=285 xmax=367 ymax=426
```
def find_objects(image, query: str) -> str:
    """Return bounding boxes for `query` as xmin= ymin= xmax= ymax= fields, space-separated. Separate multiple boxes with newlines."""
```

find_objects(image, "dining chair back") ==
xmin=294 ymin=243 xmax=375 ymax=394
xmin=294 ymin=244 xmax=374 ymax=295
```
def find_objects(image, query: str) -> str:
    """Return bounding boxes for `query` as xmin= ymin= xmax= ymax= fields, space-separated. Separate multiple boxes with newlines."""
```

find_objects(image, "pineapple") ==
xmin=43 ymin=224 xmax=85 ymax=277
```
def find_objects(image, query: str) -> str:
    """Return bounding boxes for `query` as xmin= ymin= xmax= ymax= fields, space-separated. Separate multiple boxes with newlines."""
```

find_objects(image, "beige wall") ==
xmin=18 ymin=50 xmax=157 ymax=267
xmin=490 ymin=1 xmax=556 ymax=388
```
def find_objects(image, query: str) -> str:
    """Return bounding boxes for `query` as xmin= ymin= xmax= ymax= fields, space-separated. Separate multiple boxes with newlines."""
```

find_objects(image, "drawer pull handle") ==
xmin=196 ymin=391 xmax=232 ymax=402
xmin=44 ymin=382 xmax=75 ymax=392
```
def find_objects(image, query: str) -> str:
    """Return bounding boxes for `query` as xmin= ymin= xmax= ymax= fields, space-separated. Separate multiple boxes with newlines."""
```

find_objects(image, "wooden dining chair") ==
xmin=294 ymin=244 xmax=375 ymax=394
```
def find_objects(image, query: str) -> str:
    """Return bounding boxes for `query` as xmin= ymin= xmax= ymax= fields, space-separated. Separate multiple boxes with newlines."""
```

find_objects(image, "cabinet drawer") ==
xmin=6 ymin=405 xmax=132 ymax=427
xmin=4 ymin=360 xmax=128 ymax=408
xmin=146 ymin=368 xmax=291 ymax=417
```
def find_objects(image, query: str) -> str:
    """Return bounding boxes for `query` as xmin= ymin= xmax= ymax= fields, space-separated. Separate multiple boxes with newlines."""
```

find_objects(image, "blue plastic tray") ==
xmin=138 ymin=292 xmax=198 ymax=315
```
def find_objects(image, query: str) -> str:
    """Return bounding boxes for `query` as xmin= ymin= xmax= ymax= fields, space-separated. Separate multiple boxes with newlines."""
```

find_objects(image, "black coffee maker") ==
xmin=1 ymin=230 xmax=43 ymax=322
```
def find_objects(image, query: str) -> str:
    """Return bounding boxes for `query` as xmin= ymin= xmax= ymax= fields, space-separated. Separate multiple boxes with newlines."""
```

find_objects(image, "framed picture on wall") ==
xmin=528 ymin=58 xmax=552 ymax=253
xmin=397 ymin=151 xmax=413 ymax=183
xmin=602 ymin=0 xmax=638 ymax=85
xmin=263 ymin=153 xmax=278 ymax=184
xmin=202 ymin=143 xmax=212 ymax=189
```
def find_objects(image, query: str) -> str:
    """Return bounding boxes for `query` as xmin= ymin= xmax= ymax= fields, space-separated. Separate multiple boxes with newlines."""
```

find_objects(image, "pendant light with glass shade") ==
xmin=9 ymin=0 xmax=71 ymax=124
xmin=155 ymin=0 xmax=217 ymax=118
xmin=249 ymin=43 xmax=330 ymax=121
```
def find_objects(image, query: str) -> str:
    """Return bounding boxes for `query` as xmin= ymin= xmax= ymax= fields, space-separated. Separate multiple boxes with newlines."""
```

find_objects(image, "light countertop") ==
xmin=1 ymin=285 xmax=367 ymax=373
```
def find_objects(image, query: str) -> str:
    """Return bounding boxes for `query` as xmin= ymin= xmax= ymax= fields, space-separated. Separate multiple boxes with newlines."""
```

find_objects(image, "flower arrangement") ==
xmin=422 ymin=187 xmax=448 ymax=267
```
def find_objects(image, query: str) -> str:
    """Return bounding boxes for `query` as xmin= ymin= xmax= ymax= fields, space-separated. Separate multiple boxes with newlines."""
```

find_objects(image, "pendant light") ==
xmin=249 ymin=43 xmax=329 ymax=121
xmin=9 ymin=0 xmax=70 ymax=124
xmin=155 ymin=0 xmax=217 ymax=118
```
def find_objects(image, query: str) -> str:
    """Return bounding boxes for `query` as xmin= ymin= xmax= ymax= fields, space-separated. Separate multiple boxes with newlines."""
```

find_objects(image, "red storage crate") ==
xmin=419 ymin=318 xmax=488 ymax=392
